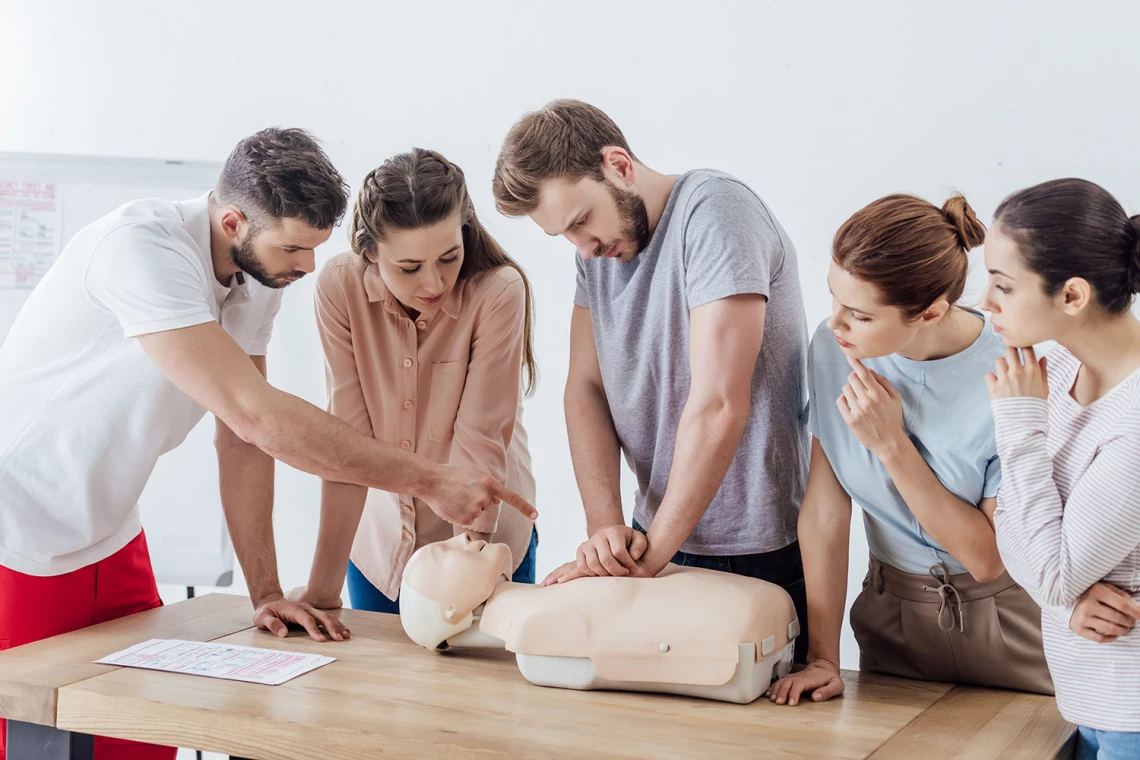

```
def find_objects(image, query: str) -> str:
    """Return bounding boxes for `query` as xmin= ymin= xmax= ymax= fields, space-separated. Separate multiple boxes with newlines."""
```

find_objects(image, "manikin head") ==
xmin=399 ymin=533 xmax=513 ymax=650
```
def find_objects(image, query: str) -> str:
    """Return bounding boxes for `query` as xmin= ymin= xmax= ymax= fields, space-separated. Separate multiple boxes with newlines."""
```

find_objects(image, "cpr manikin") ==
xmin=399 ymin=533 xmax=799 ymax=704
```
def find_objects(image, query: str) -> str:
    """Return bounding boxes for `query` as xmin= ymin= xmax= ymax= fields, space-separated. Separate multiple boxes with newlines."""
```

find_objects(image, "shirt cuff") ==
xmin=687 ymin=280 xmax=769 ymax=310
xmin=990 ymin=397 xmax=1049 ymax=440
xmin=122 ymin=311 xmax=215 ymax=339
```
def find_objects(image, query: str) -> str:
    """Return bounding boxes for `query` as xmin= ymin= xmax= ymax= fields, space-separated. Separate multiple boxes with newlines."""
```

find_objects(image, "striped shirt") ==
xmin=991 ymin=347 xmax=1140 ymax=732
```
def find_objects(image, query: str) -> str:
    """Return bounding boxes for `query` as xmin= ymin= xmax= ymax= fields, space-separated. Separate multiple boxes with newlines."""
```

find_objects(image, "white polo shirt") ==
xmin=0 ymin=193 xmax=282 ymax=576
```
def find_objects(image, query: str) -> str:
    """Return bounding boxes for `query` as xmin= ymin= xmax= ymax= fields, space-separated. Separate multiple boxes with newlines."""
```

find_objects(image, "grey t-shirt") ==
xmin=574 ymin=169 xmax=809 ymax=555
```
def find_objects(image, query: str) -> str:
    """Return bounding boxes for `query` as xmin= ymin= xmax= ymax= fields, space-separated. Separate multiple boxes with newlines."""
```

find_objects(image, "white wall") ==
xmin=4 ymin=0 xmax=1140 ymax=682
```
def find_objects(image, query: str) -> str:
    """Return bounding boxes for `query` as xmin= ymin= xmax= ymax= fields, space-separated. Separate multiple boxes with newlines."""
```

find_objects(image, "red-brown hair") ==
xmin=833 ymin=194 xmax=986 ymax=319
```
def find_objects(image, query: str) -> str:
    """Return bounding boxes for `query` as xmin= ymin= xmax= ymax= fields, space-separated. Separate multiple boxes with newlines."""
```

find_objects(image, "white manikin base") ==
xmin=513 ymin=641 xmax=795 ymax=704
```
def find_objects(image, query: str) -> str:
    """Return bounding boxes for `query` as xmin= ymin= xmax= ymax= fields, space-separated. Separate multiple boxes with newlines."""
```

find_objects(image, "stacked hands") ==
xmin=541 ymin=525 xmax=656 ymax=586
xmin=769 ymin=350 xmax=1140 ymax=707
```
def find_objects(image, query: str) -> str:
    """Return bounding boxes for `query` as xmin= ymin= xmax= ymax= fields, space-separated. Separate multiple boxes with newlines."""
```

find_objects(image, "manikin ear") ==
xmin=600 ymin=146 xmax=636 ymax=188
xmin=1058 ymin=277 xmax=1093 ymax=317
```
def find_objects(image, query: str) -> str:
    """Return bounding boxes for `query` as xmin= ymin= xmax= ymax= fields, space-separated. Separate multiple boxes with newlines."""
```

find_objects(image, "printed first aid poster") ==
xmin=0 ymin=180 xmax=61 ymax=290
xmin=95 ymin=639 xmax=336 ymax=686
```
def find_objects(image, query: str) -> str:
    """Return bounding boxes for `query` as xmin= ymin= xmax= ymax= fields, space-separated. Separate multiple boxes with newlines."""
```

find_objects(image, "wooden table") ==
xmin=0 ymin=594 xmax=1076 ymax=759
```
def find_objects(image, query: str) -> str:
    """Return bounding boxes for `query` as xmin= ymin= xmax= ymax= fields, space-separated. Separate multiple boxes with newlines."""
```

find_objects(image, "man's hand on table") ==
xmin=253 ymin=593 xmax=351 ymax=642
xmin=285 ymin=585 xmax=344 ymax=610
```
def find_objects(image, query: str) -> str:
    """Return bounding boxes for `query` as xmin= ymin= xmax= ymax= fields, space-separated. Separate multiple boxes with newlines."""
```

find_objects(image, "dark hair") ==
xmin=493 ymin=99 xmax=637 ymax=216
xmin=833 ymin=193 xmax=987 ymax=320
xmin=215 ymin=127 xmax=348 ymax=231
xmin=350 ymin=148 xmax=538 ymax=395
xmin=993 ymin=178 xmax=1140 ymax=315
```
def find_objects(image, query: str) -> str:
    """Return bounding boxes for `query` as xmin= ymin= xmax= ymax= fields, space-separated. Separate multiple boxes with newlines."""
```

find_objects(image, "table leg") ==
xmin=6 ymin=721 xmax=94 ymax=760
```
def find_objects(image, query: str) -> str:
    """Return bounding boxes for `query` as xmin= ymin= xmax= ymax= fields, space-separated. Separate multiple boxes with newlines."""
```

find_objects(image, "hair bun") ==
xmin=1128 ymin=215 xmax=1140 ymax=294
xmin=942 ymin=194 xmax=987 ymax=251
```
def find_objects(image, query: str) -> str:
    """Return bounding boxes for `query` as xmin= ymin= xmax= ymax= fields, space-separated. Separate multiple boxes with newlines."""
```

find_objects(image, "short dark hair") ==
xmin=492 ymin=99 xmax=636 ymax=217
xmin=215 ymin=127 xmax=348 ymax=231
xmin=994 ymin=178 xmax=1140 ymax=315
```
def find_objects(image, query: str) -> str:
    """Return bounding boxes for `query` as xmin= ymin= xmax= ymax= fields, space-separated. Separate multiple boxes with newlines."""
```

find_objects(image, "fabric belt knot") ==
xmin=922 ymin=562 xmax=964 ymax=632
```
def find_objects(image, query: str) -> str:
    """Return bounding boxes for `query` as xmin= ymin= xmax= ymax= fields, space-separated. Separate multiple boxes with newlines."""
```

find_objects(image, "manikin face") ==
xmin=402 ymin=533 xmax=514 ymax=619
xmin=370 ymin=212 xmax=465 ymax=319
xmin=825 ymin=260 xmax=949 ymax=360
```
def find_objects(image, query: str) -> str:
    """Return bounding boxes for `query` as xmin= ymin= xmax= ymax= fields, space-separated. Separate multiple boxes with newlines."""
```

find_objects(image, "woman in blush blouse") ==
xmin=292 ymin=149 xmax=539 ymax=614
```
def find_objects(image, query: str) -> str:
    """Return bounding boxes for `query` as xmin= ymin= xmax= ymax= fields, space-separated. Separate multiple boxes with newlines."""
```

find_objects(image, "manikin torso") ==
xmin=399 ymin=534 xmax=799 ymax=704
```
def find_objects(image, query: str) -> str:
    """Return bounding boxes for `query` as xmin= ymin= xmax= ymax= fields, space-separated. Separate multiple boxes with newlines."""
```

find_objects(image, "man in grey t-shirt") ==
xmin=493 ymin=100 xmax=810 ymax=660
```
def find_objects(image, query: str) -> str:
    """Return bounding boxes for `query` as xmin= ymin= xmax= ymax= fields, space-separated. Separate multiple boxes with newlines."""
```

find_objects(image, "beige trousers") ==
xmin=849 ymin=555 xmax=1053 ymax=695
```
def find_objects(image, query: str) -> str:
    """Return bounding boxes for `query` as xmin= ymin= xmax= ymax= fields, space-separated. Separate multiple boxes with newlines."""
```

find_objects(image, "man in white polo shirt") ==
xmin=0 ymin=127 xmax=535 ymax=760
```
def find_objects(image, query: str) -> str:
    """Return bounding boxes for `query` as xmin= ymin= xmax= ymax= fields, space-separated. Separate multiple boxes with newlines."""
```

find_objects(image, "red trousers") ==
xmin=0 ymin=531 xmax=176 ymax=759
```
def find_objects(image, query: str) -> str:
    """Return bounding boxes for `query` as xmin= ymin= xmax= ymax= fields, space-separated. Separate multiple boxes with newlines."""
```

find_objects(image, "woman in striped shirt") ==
xmin=983 ymin=178 xmax=1140 ymax=758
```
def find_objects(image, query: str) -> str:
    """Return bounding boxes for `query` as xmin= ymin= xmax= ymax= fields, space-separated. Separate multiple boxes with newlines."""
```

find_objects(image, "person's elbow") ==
xmin=215 ymin=412 xmax=263 ymax=454
xmin=966 ymin=555 xmax=1006 ymax=584
xmin=690 ymin=387 xmax=752 ymax=433
xmin=1039 ymin=577 xmax=1083 ymax=608
xmin=564 ymin=371 xmax=607 ymax=413
xmin=217 ymin=386 xmax=277 ymax=448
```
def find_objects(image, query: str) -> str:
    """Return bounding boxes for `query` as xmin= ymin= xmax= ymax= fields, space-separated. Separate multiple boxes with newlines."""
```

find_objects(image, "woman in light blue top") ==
xmin=769 ymin=193 xmax=1053 ymax=706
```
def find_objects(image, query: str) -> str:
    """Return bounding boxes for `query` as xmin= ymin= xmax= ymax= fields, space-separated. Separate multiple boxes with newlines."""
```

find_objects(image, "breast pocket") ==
xmin=429 ymin=360 xmax=468 ymax=442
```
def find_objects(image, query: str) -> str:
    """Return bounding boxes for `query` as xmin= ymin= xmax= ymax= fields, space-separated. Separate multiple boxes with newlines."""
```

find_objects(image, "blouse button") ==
xmin=400 ymin=440 xmax=411 ymax=450
xmin=403 ymin=400 xmax=413 ymax=410
xmin=403 ymin=358 xmax=413 ymax=368
xmin=416 ymin=319 xmax=427 ymax=330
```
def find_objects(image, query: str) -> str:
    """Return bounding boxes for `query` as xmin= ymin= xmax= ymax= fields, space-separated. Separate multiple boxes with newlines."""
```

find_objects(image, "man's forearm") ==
xmin=241 ymin=387 xmax=438 ymax=498
xmin=641 ymin=395 xmax=749 ymax=571
xmin=565 ymin=381 xmax=625 ymax=535
xmin=217 ymin=431 xmax=281 ymax=607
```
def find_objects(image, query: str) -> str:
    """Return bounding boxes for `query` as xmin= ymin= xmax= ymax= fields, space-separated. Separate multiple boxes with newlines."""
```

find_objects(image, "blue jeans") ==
xmin=347 ymin=528 xmax=539 ymax=614
xmin=632 ymin=519 xmax=808 ymax=664
xmin=1076 ymin=727 xmax=1140 ymax=760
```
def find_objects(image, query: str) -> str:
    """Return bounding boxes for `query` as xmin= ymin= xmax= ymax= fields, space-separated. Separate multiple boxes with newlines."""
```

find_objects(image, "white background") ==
xmin=3 ymin=5 xmax=1139 ymax=747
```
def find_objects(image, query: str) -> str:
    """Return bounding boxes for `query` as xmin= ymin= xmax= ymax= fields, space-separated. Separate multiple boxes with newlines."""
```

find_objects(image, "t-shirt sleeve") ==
xmin=805 ymin=332 xmax=820 ymax=438
xmin=982 ymin=453 xmax=1003 ymax=498
xmin=573 ymin=252 xmax=589 ymax=308
xmin=683 ymin=177 xmax=783 ymax=309
xmin=84 ymin=223 xmax=214 ymax=338
xmin=248 ymin=291 xmax=284 ymax=356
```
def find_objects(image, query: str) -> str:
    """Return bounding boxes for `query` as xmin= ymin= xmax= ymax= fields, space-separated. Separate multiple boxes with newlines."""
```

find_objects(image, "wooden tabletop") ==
xmin=0 ymin=594 xmax=1075 ymax=759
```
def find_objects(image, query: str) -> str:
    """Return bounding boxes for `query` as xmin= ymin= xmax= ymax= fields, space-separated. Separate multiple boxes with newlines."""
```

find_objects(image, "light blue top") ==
xmin=806 ymin=311 xmax=1004 ymax=575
